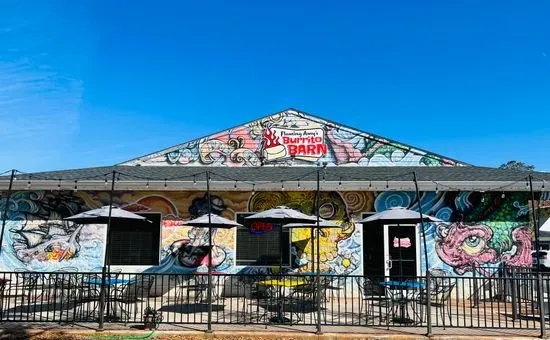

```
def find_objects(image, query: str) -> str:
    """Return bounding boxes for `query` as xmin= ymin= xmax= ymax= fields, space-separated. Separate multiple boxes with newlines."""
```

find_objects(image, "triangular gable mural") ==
xmin=122 ymin=109 xmax=466 ymax=167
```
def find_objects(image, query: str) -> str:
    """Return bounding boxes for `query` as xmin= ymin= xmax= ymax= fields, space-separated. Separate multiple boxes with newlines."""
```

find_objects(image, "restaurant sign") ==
xmin=250 ymin=221 xmax=274 ymax=234
xmin=262 ymin=127 xmax=328 ymax=162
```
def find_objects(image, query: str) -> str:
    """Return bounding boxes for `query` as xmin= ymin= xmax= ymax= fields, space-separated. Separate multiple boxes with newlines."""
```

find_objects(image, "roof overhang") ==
xmin=0 ymin=179 xmax=546 ymax=192
xmin=0 ymin=166 xmax=549 ymax=192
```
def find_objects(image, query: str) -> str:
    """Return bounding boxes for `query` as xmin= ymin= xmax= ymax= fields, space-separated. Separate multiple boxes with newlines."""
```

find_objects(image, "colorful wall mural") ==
xmin=122 ymin=110 xmax=463 ymax=167
xmin=0 ymin=191 xmax=106 ymax=272
xmin=374 ymin=191 xmax=532 ymax=277
xmin=0 ymin=188 xmax=532 ymax=277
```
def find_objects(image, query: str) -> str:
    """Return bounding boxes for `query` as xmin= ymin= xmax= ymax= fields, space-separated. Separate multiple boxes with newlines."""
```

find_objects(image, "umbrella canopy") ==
xmin=283 ymin=219 xmax=340 ymax=228
xmin=185 ymin=213 xmax=242 ymax=229
xmin=540 ymin=218 xmax=550 ymax=233
xmin=357 ymin=206 xmax=442 ymax=224
xmin=64 ymin=206 xmax=149 ymax=224
xmin=245 ymin=206 xmax=318 ymax=224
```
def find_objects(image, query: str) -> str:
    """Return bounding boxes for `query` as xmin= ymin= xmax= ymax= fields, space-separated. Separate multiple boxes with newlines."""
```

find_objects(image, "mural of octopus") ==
xmin=435 ymin=222 xmax=532 ymax=276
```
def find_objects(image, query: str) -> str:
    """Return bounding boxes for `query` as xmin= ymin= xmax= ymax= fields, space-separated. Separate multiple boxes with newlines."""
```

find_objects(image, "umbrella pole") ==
xmin=310 ymin=228 xmax=315 ymax=273
xmin=529 ymin=174 xmax=546 ymax=338
xmin=0 ymin=169 xmax=15 ymax=256
xmin=205 ymin=171 xmax=213 ymax=333
xmin=279 ymin=223 xmax=283 ymax=275
xmin=398 ymin=223 xmax=404 ymax=279
xmin=99 ymin=170 xmax=116 ymax=330
xmin=412 ymin=172 xmax=429 ymax=275
xmin=315 ymin=168 xmax=322 ymax=334
xmin=412 ymin=171 xmax=431 ymax=336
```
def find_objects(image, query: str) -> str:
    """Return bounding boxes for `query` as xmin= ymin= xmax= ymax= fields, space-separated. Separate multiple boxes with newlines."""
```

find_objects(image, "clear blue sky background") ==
xmin=0 ymin=0 xmax=549 ymax=172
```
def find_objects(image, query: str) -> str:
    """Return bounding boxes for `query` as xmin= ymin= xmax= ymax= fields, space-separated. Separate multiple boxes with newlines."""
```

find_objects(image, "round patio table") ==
xmin=379 ymin=280 xmax=425 ymax=324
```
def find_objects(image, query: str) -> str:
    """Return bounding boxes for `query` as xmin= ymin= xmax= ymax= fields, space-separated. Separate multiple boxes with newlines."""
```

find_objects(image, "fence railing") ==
xmin=0 ymin=271 xmax=548 ymax=333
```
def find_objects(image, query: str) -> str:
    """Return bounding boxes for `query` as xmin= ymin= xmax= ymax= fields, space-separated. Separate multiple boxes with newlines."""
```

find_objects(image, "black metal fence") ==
xmin=0 ymin=270 xmax=548 ymax=333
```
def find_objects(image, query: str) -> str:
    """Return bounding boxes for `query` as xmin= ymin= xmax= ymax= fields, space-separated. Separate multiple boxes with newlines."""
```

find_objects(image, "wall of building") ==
xmin=0 ymin=189 xmax=532 ymax=277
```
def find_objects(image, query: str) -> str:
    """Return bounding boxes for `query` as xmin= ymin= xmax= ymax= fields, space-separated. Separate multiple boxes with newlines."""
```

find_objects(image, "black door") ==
xmin=363 ymin=223 xmax=384 ymax=277
xmin=386 ymin=225 xmax=417 ymax=279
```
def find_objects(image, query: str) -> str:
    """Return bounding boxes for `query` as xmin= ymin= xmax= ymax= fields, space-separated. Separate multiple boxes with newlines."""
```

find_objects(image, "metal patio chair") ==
xmin=416 ymin=269 xmax=456 ymax=327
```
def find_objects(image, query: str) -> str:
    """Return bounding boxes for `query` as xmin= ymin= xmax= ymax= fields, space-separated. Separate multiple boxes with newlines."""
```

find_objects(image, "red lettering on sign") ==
xmin=250 ymin=221 xmax=273 ymax=234
xmin=287 ymin=144 xmax=328 ymax=156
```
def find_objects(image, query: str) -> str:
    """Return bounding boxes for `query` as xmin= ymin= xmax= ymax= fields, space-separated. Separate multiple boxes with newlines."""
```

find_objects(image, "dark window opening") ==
xmin=235 ymin=213 xmax=290 ymax=266
xmin=109 ymin=212 xmax=161 ymax=266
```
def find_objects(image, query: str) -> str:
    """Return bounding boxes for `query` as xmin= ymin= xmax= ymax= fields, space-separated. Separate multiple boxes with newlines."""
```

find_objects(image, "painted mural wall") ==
xmin=122 ymin=110 xmax=462 ymax=167
xmin=0 ymin=189 xmax=531 ymax=277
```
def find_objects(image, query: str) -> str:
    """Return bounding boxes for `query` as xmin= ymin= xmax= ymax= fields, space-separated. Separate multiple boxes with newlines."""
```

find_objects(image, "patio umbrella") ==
xmin=185 ymin=213 xmax=241 ymax=315
xmin=357 ymin=207 xmax=441 ymax=224
xmin=185 ymin=213 xmax=242 ymax=268
xmin=358 ymin=207 xmax=441 ymax=278
xmin=64 ymin=205 xmax=150 ymax=268
xmin=245 ymin=206 xmax=318 ymax=274
xmin=186 ymin=213 xmax=243 ymax=229
xmin=539 ymin=218 xmax=550 ymax=233
xmin=64 ymin=205 xmax=150 ymax=224
xmin=283 ymin=219 xmax=340 ymax=229
xmin=64 ymin=205 xmax=150 ymax=326
xmin=245 ymin=206 xmax=319 ymax=224
xmin=283 ymin=219 xmax=340 ymax=272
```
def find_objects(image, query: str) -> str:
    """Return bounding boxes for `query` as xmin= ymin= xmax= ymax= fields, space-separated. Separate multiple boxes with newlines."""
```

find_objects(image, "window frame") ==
xmin=234 ymin=212 xmax=292 ymax=267
xmin=108 ymin=212 xmax=162 ymax=267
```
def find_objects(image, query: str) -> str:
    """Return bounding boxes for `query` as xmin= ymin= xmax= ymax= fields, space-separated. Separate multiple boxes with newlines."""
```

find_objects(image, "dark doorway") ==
xmin=363 ymin=222 xmax=384 ymax=277
xmin=386 ymin=225 xmax=417 ymax=279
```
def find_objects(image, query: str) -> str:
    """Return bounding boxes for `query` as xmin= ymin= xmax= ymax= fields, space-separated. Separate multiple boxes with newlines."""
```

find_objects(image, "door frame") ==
xmin=383 ymin=224 xmax=421 ymax=277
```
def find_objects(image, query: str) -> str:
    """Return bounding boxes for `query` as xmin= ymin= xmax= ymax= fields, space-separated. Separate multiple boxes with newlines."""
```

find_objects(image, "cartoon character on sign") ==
xmin=262 ymin=128 xmax=287 ymax=161
xmin=261 ymin=127 xmax=328 ymax=162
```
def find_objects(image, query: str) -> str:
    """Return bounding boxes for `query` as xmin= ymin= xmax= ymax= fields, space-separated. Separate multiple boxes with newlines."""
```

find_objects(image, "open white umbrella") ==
xmin=246 ymin=206 xmax=318 ymax=324
xmin=245 ymin=206 xmax=318 ymax=272
xmin=186 ymin=213 xmax=242 ymax=229
xmin=64 ymin=205 xmax=151 ymax=326
xmin=185 ymin=213 xmax=242 ymax=269
xmin=540 ymin=218 xmax=550 ymax=233
xmin=245 ymin=206 xmax=318 ymax=224
xmin=64 ymin=206 xmax=151 ymax=269
xmin=358 ymin=206 xmax=441 ymax=278
xmin=283 ymin=219 xmax=340 ymax=228
xmin=357 ymin=206 xmax=441 ymax=224
xmin=64 ymin=205 xmax=150 ymax=224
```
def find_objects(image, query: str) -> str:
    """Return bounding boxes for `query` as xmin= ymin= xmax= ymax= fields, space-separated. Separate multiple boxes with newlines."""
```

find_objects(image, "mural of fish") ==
xmin=12 ymin=220 xmax=84 ymax=263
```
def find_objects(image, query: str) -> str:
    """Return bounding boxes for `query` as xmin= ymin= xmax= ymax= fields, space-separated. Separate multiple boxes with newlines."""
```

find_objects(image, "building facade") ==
xmin=0 ymin=109 xmax=547 ymax=278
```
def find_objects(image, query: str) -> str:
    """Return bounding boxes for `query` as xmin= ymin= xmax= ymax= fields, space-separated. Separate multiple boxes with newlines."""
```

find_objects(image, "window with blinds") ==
xmin=235 ymin=213 xmax=290 ymax=266
xmin=109 ymin=213 xmax=161 ymax=266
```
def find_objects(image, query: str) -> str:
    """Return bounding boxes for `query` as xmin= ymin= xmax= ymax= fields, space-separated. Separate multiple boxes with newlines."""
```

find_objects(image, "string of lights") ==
xmin=3 ymin=167 xmax=549 ymax=193
xmin=0 ymin=170 xmax=13 ymax=177
xmin=431 ymin=176 xmax=541 ymax=193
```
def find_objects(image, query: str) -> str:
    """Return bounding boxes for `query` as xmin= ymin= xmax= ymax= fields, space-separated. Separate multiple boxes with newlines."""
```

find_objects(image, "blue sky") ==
xmin=0 ymin=0 xmax=549 ymax=172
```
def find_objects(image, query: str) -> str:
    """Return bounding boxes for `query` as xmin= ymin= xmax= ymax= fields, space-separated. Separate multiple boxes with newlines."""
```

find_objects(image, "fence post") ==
xmin=472 ymin=265 xmax=479 ymax=308
xmin=500 ymin=263 xmax=506 ymax=301
xmin=425 ymin=271 xmax=432 ymax=336
xmin=511 ymin=268 xmax=518 ymax=320
xmin=537 ymin=273 xmax=546 ymax=339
